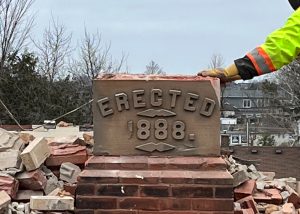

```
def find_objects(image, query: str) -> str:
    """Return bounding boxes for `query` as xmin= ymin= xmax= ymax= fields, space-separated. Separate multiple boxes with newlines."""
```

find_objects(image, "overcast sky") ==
xmin=31 ymin=0 xmax=293 ymax=74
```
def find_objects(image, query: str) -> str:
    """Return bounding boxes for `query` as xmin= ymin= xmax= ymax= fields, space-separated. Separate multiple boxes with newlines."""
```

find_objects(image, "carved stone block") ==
xmin=93 ymin=75 xmax=220 ymax=156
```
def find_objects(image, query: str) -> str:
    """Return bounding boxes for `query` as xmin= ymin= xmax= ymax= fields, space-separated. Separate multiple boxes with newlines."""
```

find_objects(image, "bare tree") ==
xmin=33 ymin=17 xmax=72 ymax=82
xmin=0 ymin=0 xmax=34 ymax=72
xmin=145 ymin=60 xmax=165 ymax=75
xmin=208 ymin=53 xmax=224 ymax=69
xmin=71 ymin=28 xmax=126 ymax=82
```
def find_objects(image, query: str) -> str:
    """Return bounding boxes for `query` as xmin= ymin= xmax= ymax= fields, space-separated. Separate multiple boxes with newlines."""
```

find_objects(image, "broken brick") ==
xmin=234 ymin=180 xmax=256 ymax=201
xmin=0 ymin=190 xmax=10 ymax=210
xmin=236 ymin=196 xmax=259 ymax=214
xmin=63 ymin=183 xmax=77 ymax=196
xmin=233 ymin=170 xmax=249 ymax=187
xmin=253 ymin=188 xmax=283 ymax=205
xmin=288 ymin=192 xmax=300 ymax=209
xmin=16 ymin=169 xmax=47 ymax=190
xmin=20 ymin=137 xmax=51 ymax=171
xmin=45 ymin=146 xmax=87 ymax=167
xmin=59 ymin=162 xmax=81 ymax=184
xmin=0 ymin=174 xmax=19 ymax=198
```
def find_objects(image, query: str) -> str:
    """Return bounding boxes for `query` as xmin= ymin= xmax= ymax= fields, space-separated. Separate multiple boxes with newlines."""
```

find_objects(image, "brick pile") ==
xmin=226 ymin=156 xmax=300 ymax=214
xmin=76 ymin=156 xmax=234 ymax=213
xmin=0 ymin=127 xmax=92 ymax=213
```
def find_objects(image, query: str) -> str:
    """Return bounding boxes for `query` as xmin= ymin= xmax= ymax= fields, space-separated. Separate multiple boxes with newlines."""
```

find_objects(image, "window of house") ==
xmin=243 ymin=99 xmax=251 ymax=108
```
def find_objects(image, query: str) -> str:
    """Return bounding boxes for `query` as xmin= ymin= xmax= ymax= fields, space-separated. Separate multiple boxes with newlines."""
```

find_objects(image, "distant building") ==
xmin=221 ymin=82 xmax=297 ymax=146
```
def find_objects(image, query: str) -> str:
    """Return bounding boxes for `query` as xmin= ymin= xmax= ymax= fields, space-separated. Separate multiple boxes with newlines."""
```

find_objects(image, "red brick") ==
xmin=169 ymin=198 xmax=191 ymax=210
xmin=160 ymin=171 xmax=194 ymax=184
xmin=215 ymin=186 xmax=233 ymax=198
xmin=16 ymin=169 xmax=47 ymax=190
xmin=288 ymin=192 xmax=300 ymax=209
xmin=75 ymin=210 xmax=94 ymax=214
xmin=234 ymin=180 xmax=256 ymax=201
xmin=118 ymin=156 xmax=148 ymax=170
xmin=191 ymin=171 xmax=233 ymax=185
xmin=147 ymin=157 xmax=168 ymax=170
xmin=119 ymin=171 xmax=160 ymax=184
xmin=236 ymin=196 xmax=259 ymax=214
xmin=140 ymin=185 xmax=169 ymax=197
xmin=167 ymin=157 xmax=226 ymax=170
xmin=78 ymin=170 xmax=119 ymax=183
xmin=0 ymin=175 xmax=19 ymax=198
xmin=192 ymin=198 xmax=234 ymax=211
xmin=45 ymin=150 xmax=87 ymax=166
xmin=76 ymin=184 xmax=95 ymax=195
xmin=96 ymin=185 xmax=138 ymax=196
xmin=64 ymin=183 xmax=77 ymax=196
xmin=119 ymin=198 xmax=160 ymax=211
xmin=253 ymin=188 xmax=283 ymax=205
xmin=95 ymin=210 xmax=137 ymax=214
xmin=172 ymin=186 xmax=213 ymax=198
xmin=76 ymin=196 xmax=117 ymax=209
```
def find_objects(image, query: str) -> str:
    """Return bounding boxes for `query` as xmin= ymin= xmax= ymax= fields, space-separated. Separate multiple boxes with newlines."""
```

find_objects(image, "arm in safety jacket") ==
xmin=235 ymin=8 xmax=300 ymax=80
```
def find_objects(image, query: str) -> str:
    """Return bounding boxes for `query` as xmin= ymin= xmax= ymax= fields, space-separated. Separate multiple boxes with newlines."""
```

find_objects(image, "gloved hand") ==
xmin=198 ymin=64 xmax=241 ymax=83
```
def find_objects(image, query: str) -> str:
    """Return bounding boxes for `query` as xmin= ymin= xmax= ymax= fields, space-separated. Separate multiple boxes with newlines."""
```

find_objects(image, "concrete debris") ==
xmin=0 ymin=127 xmax=95 ymax=212
xmin=0 ymin=150 xmax=21 ymax=171
xmin=0 ymin=190 xmax=11 ymax=210
xmin=59 ymin=162 xmax=81 ymax=184
xmin=57 ymin=121 xmax=73 ymax=127
xmin=20 ymin=137 xmax=51 ymax=171
xmin=29 ymin=196 xmax=74 ymax=211
xmin=225 ymin=155 xmax=300 ymax=214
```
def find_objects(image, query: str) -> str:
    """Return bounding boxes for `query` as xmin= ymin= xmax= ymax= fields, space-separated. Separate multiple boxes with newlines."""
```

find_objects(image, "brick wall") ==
xmin=75 ymin=156 xmax=234 ymax=214
xmin=230 ymin=146 xmax=300 ymax=180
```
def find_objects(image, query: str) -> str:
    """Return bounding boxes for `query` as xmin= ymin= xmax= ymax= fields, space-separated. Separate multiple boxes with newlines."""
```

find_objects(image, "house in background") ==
xmin=220 ymin=82 xmax=298 ymax=146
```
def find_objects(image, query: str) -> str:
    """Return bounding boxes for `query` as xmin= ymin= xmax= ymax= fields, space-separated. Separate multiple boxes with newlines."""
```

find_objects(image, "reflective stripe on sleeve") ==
xmin=246 ymin=47 xmax=276 ymax=76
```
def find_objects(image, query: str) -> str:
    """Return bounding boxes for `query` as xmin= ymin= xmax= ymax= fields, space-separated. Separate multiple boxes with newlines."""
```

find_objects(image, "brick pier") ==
xmin=76 ymin=156 xmax=234 ymax=214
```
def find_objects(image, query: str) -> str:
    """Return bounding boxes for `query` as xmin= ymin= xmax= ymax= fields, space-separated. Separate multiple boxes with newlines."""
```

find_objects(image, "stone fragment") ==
xmin=82 ymin=133 xmax=94 ymax=146
xmin=59 ymin=163 xmax=81 ymax=184
xmin=256 ymin=181 xmax=266 ymax=191
xmin=16 ymin=169 xmax=47 ymax=190
xmin=57 ymin=121 xmax=72 ymax=127
xmin=0 ymin=129 xmax=23 ymax=151
xmin=20 ymin=137 xmax=51 ymax=171
xmin=233 ymin=170 xmax=249 ymax=187
xmin=281 ymin=191 xmax=291 ymax=201
xmin=0 ymin=150 xmax=21 ymax=170
xmin=0 ymin=190 xmax=11 ymax=209
xmin=234 ymin=180 xmax=256 ymax=201
xmin=282 ymin=203 xmax=296 ymax=214
xmin=0 ymin=174 xmax=19 ymax=198
xmin=30 ymin=196 xmax=74 ymax=211
xmin=260 ymin=171 xmax=276 ymax=181
xmin=43 ymin=171 xmax=62 ymax=195
xmin=15 ymin=190 xmax=43 ymax=201
xmin=248 ymin=164 xmax=257 ymax=172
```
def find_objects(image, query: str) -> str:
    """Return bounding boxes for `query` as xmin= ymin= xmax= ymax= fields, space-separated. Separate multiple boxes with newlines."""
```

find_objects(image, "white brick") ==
xmin=0 ymin=190 xmax=11 ymax=209
xmin=30 ymin=196 xmax=74 ymax=211
xmin=59 ymin=162 xmax=81 ymax=184
xmin=20 ymin=137 xmax=51 ymax=171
